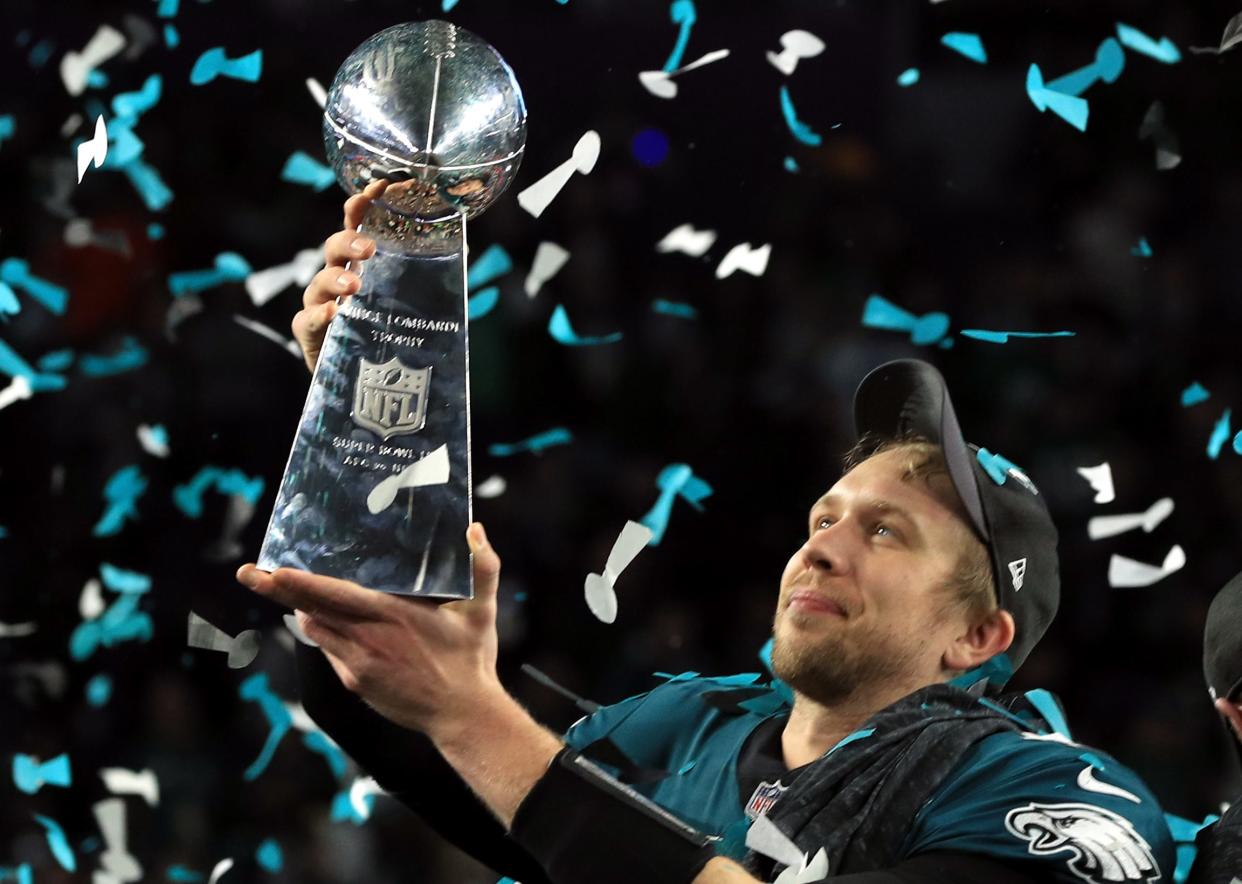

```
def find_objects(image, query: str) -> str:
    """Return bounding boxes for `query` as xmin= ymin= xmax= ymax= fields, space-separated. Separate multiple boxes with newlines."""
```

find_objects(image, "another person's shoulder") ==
xmin=906 ymin=729 xmax=1176 ymax=883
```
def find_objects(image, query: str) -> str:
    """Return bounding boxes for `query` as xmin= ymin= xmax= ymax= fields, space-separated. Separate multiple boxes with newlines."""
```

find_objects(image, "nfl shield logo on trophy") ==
xmin=352 ymin=357 xmax=431 ymax=440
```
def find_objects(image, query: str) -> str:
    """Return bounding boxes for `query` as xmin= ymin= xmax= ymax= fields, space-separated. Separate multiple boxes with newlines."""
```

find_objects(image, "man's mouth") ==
xmin=787 ymin=590 xmax=847 ymax=618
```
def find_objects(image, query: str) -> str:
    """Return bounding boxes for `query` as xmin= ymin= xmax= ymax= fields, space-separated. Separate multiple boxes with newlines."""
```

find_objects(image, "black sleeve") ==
xmin=294 ymin=642 xmax=551 ymax=884
xmin=832 ymin=850 xmax=1056 ymax=884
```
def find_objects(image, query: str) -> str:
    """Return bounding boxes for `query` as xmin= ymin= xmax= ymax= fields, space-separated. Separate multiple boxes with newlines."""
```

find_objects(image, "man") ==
xmin=1187 ymin=571 xmax=1242 ymax=882
xmin=235 ymin=188 xmax=1174 ymax=883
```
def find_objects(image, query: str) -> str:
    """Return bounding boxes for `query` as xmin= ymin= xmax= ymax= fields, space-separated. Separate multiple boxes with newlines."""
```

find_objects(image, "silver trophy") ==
xmin=257 ymin=21 xmax=526 ymax=598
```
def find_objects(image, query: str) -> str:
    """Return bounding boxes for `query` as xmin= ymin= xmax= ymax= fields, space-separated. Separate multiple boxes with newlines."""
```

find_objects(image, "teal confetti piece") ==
xmin=168 ymin=866 xmax=205 ymax=882
xmin=1024 ymin=689 xmax=1071 ymax=738
xmin=100 ymin=562 xmax=152 ymax=594
xmin=0 ymin=863 xmax=33 ymax=884
xmin=0 ymin=115 xmax=14 ymax=149
xmin=329 ymin=787 xmax=371 ymax=824
xmin=190 ymin=47 xmax=263 ymax=86
xmin=468 ymin=286 xmax=499 ymax=319
xmin=897 ymin=67 xmax=920 ymax=86
xmin=782 ymin=156 xmax=799 ymax=173
xmin=548 ymin=303 xmax=622 ymax=346
xmin=488 ymin=427 xmax=572 ymax=457
xmin=157 ymin=0 xmax=179 ymax=16
xmin=1180 ymin=381 xmax=1209 ymax=407
xmin=652 ymin=299 xmax=698 ymax=319
xmin=0 ymin=282 xmax=20 ymax=316
xmin=13 ymin=753 xmax=71 ymax=793
xmin=959 ymin=328 xmax=1075 ymax=343
xmin=255 ymin=838 xmax=283 ymax=873
xmin=103 ymin=119 xmax=146 ymax=169
xmin=168 ymin=252 xmax=252 ymax=297
xmin=303 ymin=730 xmax=347 ymax=780
xmin=1116 ymin=22 xmax=1181 ymax=64
xmin=0 ymin=526 xmax=8 ymax=539
xmin=69 ymin=591 xmax=153 ymax=661
xmin=239 ymin=672 xmax=294 ymax=781
xmin=861 ymin=294 xmax=950 ymax=345
xmin=1131 ymin=236 xmax=1152 ymax=257
xmin=123 ymin=159 xmax=174 ymax=211
xmin=1233 ymin=431 xmax=1242 ymax=456
xmin=174 ymin=466 xmax=264 ymax=516
xmin=1078 ymin=752 xmax=1107 ymax=771
xmin=93 ymin=465 xmax=148 ymax=537
xmin=827 ymin=727 xmax=876 ymax=755
xmin=34 ymin=814 xmax=76 ymax=871
xmin=86 ymin=70 xmax=108 ymax=89
xmin=86 ymin=673 xmax=113 ymax=706
xmin=0 ymin=337 xmax=66 ymax=391
xmin=467 ymin=244 xmax=512 ymax=288
xmin=281 ymin=151 xmax=335 ymax=192
xmin=941 ymin=32 xmax=987 ymax=63
xmin=29 ymin=40 xmax=55 ymax=68
xmin=1025 ymin=64 xmax=1089 ymax=131
xmin=80 ymin=336 xmax=148 ymax=377
xmin=976 ymin=448 xmax=1024 ymax=487
xmin=1047 ymin=38 xmax=1125 ymax=96
xmin=779 ymin=85 xmax=822 ymax=146
xmin=1208 ymin=408 xmax=1231 ymax=460
xmin=442 ymin=0 xmax=461 ymax=9
xmin=37 ymin=349 xmax=74 ymax=371
xmin=216 ymin=468 xmax=265 ymax=503
xmin=112 ymin=74 xmax=162 ymax=122
xmin=148 ymin=223 xmax=165 ymax=240
xmin=1 ymin=258 xmax=69 ymax=314
xmin=164 ymin=25 xmax=180 ymax=49
xmin=640 ymin=463 xmax=712 ymax=545
xmin=663 ymin=0 xmax=696 ymax=72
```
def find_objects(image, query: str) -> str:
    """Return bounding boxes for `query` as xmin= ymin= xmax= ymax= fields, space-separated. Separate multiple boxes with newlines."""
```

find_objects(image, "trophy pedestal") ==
xmin=258 ymin=238 xmax=473 ymax=598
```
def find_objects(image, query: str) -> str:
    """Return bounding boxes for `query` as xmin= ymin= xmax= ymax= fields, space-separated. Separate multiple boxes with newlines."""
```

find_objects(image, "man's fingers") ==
xmin=466 ymin=522 xmax=501 ymax=603
xmin=323 ymin=229 xmax=375 ymax=269
xmin=302 ymin=266 xmax=360 ymax=310
xmin=236 ymin=563 xmax=386 ymax=620
xmin=343 ymin=179 xmax=390 ymax=230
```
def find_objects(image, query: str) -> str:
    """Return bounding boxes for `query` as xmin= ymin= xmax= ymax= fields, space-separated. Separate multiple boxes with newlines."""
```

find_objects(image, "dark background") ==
xmin=2 ymin=0 xmax=1240 ymax=881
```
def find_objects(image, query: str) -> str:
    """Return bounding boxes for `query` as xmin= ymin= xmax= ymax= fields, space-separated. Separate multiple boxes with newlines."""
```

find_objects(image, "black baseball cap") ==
xmin=852 ymin=359 xmax=1061 ymax=674
xmin=1204 ymin=572 xmax=1242 ymax=766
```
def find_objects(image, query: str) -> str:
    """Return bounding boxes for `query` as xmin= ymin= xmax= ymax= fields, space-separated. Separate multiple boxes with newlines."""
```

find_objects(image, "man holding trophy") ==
xmin=237 ymin=20 xmax=1173 ymax=884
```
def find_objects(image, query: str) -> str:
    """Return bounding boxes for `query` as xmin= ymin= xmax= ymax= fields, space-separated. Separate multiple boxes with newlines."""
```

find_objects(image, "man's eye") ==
xmin=815 ymin=517 xmax=832 ymax=531
xmin=873 ymin=523 xmax=893 ymax=538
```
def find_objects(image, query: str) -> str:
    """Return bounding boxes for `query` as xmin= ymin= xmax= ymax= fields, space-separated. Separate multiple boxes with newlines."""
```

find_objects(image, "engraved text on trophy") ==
xmin=352 ymin=357 xmax=431 ymax=440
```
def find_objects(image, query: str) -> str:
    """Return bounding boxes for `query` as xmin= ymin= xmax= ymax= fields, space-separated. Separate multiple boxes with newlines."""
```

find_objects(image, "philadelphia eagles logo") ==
xmin=1004 ymin=802 xmax=1160 ymax=883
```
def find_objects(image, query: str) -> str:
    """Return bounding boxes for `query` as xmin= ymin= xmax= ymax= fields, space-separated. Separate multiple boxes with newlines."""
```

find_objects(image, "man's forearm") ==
xmin=431 ymin=683 xmax=565 ymax=829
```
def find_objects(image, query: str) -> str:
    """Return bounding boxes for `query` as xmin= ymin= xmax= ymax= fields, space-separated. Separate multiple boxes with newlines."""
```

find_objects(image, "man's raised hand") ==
xmin=291 ymin=178 xmax=388 ymax=372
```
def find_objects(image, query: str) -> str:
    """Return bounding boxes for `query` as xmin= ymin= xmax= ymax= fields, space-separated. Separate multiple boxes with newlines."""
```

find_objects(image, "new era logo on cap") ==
xmin=1008 ymin=558 xmax=1027 ymax=591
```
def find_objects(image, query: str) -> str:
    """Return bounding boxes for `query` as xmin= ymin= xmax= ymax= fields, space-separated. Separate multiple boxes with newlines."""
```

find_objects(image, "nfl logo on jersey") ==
xmin=745 ymin=780 xmax=790 ymax=820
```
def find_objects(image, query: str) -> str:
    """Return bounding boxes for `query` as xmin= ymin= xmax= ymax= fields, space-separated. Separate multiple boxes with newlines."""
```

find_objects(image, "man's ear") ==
xmin=943 ymin=609 xmax=1015 ymax=674
xmin=1215 ymin=697 xmax=1242 ymax=742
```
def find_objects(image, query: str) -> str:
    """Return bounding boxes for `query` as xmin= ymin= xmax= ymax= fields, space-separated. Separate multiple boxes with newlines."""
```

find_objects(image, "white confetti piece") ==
xmin=1108 ymin=544 xmax=1185 ymax=588
xmin=77 ymin=115 xmax=108 ymax=184
xmin=61 ymin=25 xmax=126 ymax=97
xmin=1075 ymin=462 xmax=1115 ymax=504
xmin=656 ymin=223 xmax=717 ymax=257
xmin=207 ymin=858 xmax=234 ymax=884
xmin=232 ymin=315 xmax=302 ymax=358
xmin=516 ymin=130 xmax=600 ymax=218
xmin=766 ymin=30 xmax=826 ymax=76
xmin=94 ymin=797 xmax=141 ymax=883
xmin=136 ymin=424 xmax=169 ymax=458
xmin=715 ymin=242 xmax=772 ymax=279
xmin=285 ymin=700 xmax=319 ymax=733
xmin=366 ymin=444 xmax=450 ymax=514
xmin=186 ymin=611 xmax=261 ymax=669
xmin=475 ymin=474 xmax=507 ymax=498
xmin=584 ymin=521 xmax=653 ymax=624
xmin=1087 ymin=497 xmax=1173 ymax=540
xmin=0 ymin=620 xmax=37 ymax=637
xmin=349 ymin=776 xmax=385 ymax=820
xmin=306 ymin=77 xmax=327 ymax=109
xmin=245 ymin=248 xmax=322 ymax=307
xmin=0 ymin=374 xmax=33 ymax=412
xmin=79 ymin=578 xmax=105 ymax=620
xmin=99 ymin=767 xmax=159 ymax=807
xmin=525 ymin=242 xmax=570 ymax=297
xmin=638 ymin=48 xmax=730 ymax=99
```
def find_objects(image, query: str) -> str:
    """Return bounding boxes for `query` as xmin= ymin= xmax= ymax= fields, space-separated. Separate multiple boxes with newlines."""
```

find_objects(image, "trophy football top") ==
xmin=323 ymin=20 xmax=528 ymax=247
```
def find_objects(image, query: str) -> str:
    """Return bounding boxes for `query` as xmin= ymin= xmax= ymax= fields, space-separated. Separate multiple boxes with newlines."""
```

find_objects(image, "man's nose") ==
xmin=801 ymin=521 xmax=853 ymax=574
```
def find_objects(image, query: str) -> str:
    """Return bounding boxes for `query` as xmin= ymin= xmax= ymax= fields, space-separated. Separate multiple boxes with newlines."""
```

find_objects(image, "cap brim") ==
xmin=853 ymin=359 xmax=989 ymax=541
